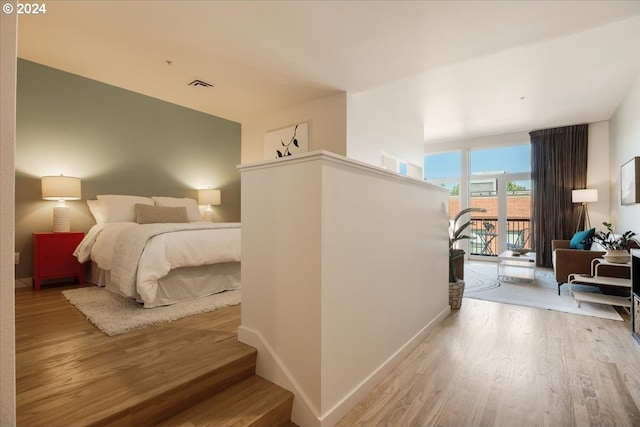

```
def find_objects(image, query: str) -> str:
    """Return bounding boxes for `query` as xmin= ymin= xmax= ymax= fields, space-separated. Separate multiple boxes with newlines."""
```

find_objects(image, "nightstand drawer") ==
xmin=33 ymin=232 xmax=84 ymax=290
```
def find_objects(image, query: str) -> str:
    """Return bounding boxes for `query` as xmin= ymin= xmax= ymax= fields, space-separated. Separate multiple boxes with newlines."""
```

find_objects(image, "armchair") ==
xmin=552 ymin=239 xmax=637 ymax=295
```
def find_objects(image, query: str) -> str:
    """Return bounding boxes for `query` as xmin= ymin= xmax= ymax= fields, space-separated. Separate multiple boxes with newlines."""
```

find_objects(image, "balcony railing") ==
xmin=468 ymin=218 xmax=530 ymax=257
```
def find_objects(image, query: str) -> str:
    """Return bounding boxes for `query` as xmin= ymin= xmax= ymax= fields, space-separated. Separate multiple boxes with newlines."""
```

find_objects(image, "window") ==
xmin=424 ymin=151 xmax=461 ymax=180
xmin=424 ymin=151 xmax=462 ymax=219
xmin=469 ymin=144 xmax=531 ymax=257
xmin=470 ymin=145 xmax=531 ymax=174
xmin=426 ymin=144 xmax=532 ymax=257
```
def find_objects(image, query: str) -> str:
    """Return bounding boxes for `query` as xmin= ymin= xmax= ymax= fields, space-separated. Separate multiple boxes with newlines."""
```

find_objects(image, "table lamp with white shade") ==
xmin=198 ymin=189 xmax=221 ymax=222
xmin=572 ymin=188 xmax=598 ymax=232
xmin=41 ymin=175 xmax=81 ymax=232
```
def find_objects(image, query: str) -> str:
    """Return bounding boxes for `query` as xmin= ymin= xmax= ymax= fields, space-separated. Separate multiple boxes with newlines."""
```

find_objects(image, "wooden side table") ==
xmin=33 ymin=232 xmax=85 ymax=290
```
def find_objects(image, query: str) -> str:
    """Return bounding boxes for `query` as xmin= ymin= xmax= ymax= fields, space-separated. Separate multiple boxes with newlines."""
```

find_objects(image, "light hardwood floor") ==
xmin=17 ymin=285 xmax=640 ymax=426
xmin=15 ymin=283 xmax=294 ymax=426
xmin=337 ymin=298 xmax=640 ymax=427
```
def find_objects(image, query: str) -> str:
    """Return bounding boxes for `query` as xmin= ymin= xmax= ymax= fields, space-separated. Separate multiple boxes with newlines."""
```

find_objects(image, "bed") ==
xmin=74 ymin=194 xmax=241 ymax=308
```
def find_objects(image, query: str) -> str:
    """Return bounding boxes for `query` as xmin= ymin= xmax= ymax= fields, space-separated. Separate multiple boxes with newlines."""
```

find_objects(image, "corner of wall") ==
xmin=345 ymin=83 xmax=424 ymax=169
xmin=1 ymin=3 xmax=17 ymax=425
xmin=587 ymin=121 xmax=611 ymax=229
xmin=238 ymin=326 xmax=322 ymax=427
xmin=609 ymin=70 xmax=640 ymax=231
xmin=241 ymin=92 xmax=347 ymax=165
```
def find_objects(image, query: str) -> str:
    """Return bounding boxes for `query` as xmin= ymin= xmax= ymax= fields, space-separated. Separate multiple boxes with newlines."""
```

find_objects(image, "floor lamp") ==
xmin=572 ymin=189 xmax=598 ymax=233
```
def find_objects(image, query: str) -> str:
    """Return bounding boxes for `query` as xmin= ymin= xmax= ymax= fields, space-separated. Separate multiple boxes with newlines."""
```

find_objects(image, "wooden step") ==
xmin=157 ymin=375 xmax=294 ymax=427
xmin=18 ymin=334 xmax=257 ymax=427
xmin=98 ymin=344 xmax=258 ymax=426
xmin=17 ymin=286 xmax=288 ymax=427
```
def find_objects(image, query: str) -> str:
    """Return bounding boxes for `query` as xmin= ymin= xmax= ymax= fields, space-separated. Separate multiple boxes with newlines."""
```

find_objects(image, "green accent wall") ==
xmin=15 ymin=59 xmax=241 ymax=279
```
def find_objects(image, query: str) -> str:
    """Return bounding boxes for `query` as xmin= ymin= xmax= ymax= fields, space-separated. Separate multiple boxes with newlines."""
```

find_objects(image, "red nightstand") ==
xmin=33 ymin=232 xmax=85 ymax=290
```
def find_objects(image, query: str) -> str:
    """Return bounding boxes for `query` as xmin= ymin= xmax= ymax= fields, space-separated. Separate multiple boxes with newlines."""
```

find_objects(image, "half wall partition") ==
xmin=238 ymin=151 xmax=450 ymax=427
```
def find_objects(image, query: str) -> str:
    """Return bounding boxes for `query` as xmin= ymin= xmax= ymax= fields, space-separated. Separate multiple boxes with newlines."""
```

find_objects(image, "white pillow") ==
xmin=590 ymin=241 xmax=607 ymax=252
xmin=151 ymin=196 xmax=202 ymax=222
xmin=96 ymin=195 xmax=154 ymax=223
xmin=86 ymin=200 xmax=105 ymax=224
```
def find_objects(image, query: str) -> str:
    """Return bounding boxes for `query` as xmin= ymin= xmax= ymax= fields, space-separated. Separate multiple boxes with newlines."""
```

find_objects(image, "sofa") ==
xmin=552 ymin=239 xmax=637 ymax=295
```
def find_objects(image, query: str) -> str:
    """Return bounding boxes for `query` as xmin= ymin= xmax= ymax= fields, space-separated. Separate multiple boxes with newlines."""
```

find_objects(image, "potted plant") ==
xmin=448 ymin=207 xmax=487 ymax=309
xmin=589 ymin=221 xmax=636 ymax=263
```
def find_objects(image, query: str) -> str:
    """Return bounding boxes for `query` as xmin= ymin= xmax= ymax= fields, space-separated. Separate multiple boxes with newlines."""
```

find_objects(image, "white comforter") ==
xmin=74 ymin=222 xmax=241 ymax=304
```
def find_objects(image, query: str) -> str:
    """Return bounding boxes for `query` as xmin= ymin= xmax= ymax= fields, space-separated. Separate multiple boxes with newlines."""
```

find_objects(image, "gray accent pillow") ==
xmin=151 ymin=196 xmax=203 ymax=222
xmin=135 ymin=204 xmax=189 ymax=224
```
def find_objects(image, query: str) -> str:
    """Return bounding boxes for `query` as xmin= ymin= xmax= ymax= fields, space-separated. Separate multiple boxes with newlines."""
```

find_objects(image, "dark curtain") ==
xmin=530 ymin=124 xmax=588 ymax=267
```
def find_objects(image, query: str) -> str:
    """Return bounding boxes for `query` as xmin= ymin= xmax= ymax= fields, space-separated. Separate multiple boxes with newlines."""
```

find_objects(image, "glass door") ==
xmin=469 ymin=176 xmax=498 ymax=257
xmin=468 ymin=145 xmax=531 ymax=259
xmin=424 ymin=145 xmax=531 ymax=259
xmin=505 ymin=177 xmax=532 ymax=253
xmin=469 ymin=174 xmax=531 ymax=257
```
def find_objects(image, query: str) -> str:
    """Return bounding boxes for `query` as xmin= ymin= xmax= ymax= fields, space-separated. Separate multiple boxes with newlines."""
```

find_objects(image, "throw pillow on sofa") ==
xmin=569 ymin=228 xmax=595 ymax=250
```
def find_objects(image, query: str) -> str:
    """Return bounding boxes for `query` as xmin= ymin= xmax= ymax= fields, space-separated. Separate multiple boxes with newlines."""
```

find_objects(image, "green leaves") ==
xmin=590 ymin=225 xmax=637 ymax=250
xmin=448 ymin=207 xmax=487 ymax=281
xmin=449 ymin=207 xmax=487 ymax=250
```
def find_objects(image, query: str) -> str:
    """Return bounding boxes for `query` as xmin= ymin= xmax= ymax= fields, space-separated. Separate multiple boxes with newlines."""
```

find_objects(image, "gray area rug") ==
xmin=464 ymin=262 xmax=623 ymax=321
xmin=62 ymin=286 xmax=241 ymax=336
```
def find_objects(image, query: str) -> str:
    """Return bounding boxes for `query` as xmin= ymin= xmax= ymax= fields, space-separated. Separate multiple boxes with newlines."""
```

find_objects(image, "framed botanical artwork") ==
xmin=620 ymin=156 xmax=640 ymax=205
xmin=264 ymin=122 xmax=309 ymax=160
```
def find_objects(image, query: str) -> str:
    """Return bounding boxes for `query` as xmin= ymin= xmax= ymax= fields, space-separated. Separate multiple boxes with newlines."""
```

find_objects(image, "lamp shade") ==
xmin=41 ymin=175 xmax=81 ymax=200
xmin=198 ymin=189 xmax=221 ymax=206
xmin=572 ymin=189 xmax=598 ymax=203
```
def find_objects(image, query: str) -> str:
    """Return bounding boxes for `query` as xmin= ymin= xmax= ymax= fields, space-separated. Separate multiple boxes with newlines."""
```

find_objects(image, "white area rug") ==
xmin=464 ymin=261 xmax=623 ymax=321
xmin=62 ymin=287 xmax=241 ymax=336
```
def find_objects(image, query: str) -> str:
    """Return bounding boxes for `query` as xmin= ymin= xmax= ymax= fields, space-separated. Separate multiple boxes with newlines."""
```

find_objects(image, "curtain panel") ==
xmin=530 ymin=124 xmax=588 ymax=267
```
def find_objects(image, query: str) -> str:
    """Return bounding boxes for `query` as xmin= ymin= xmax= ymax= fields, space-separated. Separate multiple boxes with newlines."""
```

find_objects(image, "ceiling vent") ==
xmin=188 ymin=79 xmax=214 ymax=88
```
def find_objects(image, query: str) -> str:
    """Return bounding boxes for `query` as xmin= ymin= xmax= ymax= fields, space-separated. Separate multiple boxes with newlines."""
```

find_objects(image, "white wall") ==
xmin=241 ymin=93 xmax=347 ymax=164
xmin=346 ymin=78 xmax=424 ymax=171
xmin=424 ymin=130 xmax=531 ymax=154
xmin=609 ymin=70 xmax=640 ymax=232
xmin=319 ymin=157 xmax=448 ymax=416
xmin=241 ymin=156 xmax=324 ymax=416
xmin=238 ymin=152 xmax=449 ymax=427
xmin=586 ymin=121 xmax=611 ymax=230
xmin=0 ymin=3 xmax=17 ymax=425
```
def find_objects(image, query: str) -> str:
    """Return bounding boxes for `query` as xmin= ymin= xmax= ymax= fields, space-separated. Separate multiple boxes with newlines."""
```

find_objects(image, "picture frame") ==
xmin=264 ymin=122 xmax=309 ymax=160
xmin=620 ymin=156 xmax=640 ymax=205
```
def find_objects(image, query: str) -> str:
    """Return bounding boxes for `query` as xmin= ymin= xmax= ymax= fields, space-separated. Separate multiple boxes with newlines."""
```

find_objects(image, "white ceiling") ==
xmin=17 ymin=1 xmax=640 ymax=144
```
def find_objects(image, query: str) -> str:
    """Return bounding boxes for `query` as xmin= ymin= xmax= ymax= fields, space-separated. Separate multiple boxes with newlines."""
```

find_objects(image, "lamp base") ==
xmin=203 ymin=206 xmax=214 ymax=222
xmin=52 ymin=205 xmax=71 ymax=232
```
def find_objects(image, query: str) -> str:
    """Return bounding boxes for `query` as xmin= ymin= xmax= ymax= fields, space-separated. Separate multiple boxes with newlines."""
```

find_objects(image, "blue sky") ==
xmin=424 ymin=145 xmax=531 ymax=180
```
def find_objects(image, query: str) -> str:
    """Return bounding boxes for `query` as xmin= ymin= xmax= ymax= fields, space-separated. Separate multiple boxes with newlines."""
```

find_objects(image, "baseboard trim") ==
xmin=238 ymin=326 xmax=321 ymax=427
xmin=15 ymin=278 xmax=31 ymax=288
xmin=318 ymin=305 xmax=451 ymax=426
xmin=238 ymin=304 xmax=450 ymax=427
